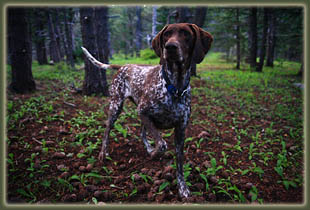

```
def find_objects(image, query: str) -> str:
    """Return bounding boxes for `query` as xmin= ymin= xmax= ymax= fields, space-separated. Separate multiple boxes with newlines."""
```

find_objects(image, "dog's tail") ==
xmin=81 ymin=47 xmax=121 ymax=70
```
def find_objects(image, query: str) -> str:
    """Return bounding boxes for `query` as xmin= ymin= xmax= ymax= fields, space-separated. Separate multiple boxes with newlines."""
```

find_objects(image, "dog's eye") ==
xmin=163 ymin=31 xmax=172 ymax=37
xmin=182 ymin=30 xmax=191 ymax=38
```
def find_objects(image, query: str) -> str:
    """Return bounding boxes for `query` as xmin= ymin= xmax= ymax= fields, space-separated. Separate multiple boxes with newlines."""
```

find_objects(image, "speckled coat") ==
xmin=109 ymin=64 xmax=191 ymax=129
xmin=81 ymin=23 xmax=213 ymax=198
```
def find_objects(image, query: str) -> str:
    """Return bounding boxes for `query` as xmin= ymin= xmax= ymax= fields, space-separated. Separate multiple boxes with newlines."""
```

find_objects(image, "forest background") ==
xmin=3 ymin=5 xmax=306 ymax=205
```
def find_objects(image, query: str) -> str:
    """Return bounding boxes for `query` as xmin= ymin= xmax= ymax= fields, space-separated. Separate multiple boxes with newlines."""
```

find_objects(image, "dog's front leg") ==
xmin=174 ymin=125 xmax=190 ymax=198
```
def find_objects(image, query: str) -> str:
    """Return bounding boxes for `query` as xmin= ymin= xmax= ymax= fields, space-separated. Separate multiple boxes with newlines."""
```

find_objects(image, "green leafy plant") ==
xmin=251 ymin=162 xmax=264 ymax=179
xmin=205 ymin=158 xmax=223 ymax=176
xmin=199 ymin=173 xmax=209 ymax=191
xmin=158 ymin=181 xmax=170 ymax=193
xmin=24 ymin=152 xmax=39 ymax=178
xmin=221 ymin=151 xmax=228 ymax=166
xmin=195 ymin=138 xmax=204 ymax=149
xmin=57 ymin=178 xmax=74 ymax=192
xmin=69 ymin=174 xmax=87 ymax=186
xmin=139 ymin=173 xmax=153 ymax=184
xmin=248 ymin=143 xmax=256 ymax=160
xmin=228 ymin=185 xmax=246 ymax=203
xmin=130 ymin=187 xmax=138 ymax=197
xmin=7 ymin=153 xmax=16 ymax=172
xmin=114 ymin=123 xmax=128 ymax=138
xmin=17 ymin=186 xmax=37 ymax=203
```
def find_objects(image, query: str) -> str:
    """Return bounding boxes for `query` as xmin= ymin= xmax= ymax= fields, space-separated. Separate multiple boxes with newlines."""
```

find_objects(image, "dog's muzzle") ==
xmin=164 ymin=42 xmax=183 ymax=62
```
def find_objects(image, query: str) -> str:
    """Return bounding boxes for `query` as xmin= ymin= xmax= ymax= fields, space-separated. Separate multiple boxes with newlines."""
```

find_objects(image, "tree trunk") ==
xmin=236 ymin=8 xmax=241 ymax=70
xmin=151 ymin=6 xmax=158 ymax=41
xmin=80 ymin=7 xmax=109 ymax=96
xmin=256 ymin=9 xmax=269 ymax=72
xmin=167 ymin=9 xmax=176 ymax=24
xmin=72 ymin=9 xmax=77 ymax=51
xmin=53 ymin=8 xmax=65 ymax=60
xmin=33 ymin=9 xmax=48 ymax=65
xmin=266 ymin=9 xmax=276 ymax=67
xmin=127 ymin=8 xmax=135 ymax=57
xmin=190 ymin=7 xmax=207 ymax=76
xmin=248 ymin=8 xmax=258 ymax=69
xmin=95 ymin=7 xmax=109 ymax=63
xmin=175 ymin=7 xmax=191 ymax=23
xmin=135 ymin=6 xmax=142 ymax=57
xmin=47 ymin=9 xmax=61 ymax=63
xmin=60 ymin=9 xmax=69 ymax=66
xmin=193 ymin=7 xmax=207 ymax=27
xmin=64 ymin=8 xmax=75 ymax=69
xmin=8 ymin=8 xmax=36 ymax=93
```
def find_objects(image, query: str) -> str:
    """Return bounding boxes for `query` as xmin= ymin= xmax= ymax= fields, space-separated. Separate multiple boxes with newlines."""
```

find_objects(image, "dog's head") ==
xmin=152 ymin=23 xmax=213 ymax=67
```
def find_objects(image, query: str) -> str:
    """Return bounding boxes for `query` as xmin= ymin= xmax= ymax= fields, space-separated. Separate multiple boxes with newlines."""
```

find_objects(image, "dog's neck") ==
xmin=165 ymin=62 xmax=190 ymax=91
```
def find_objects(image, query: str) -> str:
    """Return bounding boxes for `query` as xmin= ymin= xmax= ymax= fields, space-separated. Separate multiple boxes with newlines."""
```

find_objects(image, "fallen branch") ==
xmin=64 ymin=101 xmax=77 ymax=108
xmin=18 ymin=117 xmax=33 ymax=127
xmin=31 ymin=137 xmax=42 ymax=145
xmin=109 ymin=184 xmax=126 ymax=190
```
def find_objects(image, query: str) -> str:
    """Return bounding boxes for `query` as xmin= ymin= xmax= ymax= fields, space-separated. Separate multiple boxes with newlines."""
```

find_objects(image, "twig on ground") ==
xmin=31 ymin=137 xmax=42 ymax=145
xmin=64 ymin=101 xmax=77 ymax=108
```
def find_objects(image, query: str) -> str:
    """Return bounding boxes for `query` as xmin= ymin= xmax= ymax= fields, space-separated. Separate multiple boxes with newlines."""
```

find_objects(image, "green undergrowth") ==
xmin=6 ymin=52 xmax=304 ymax=204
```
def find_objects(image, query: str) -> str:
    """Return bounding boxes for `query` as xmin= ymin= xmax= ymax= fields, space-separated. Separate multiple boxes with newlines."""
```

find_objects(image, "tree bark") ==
xmin=95 ymin=7 xmax=109 ymax=63
xmin=248 ymin=8 xmax=258 ymax=69
xmin=135 ymin=6 xmax=142 ymax=57
xmin=47 ymin=9 xmax=61 ymax=63
xmin=266 ymin=9 xmax=276 ymax=67
xmin=256 ymin=9 xmax=269 ymax=72
xmin=236 ymin=8 xmax=241 ymax=70
xmin=193 ymin=7 xmax=207 ymax=27
xmin=176 ymin=7 xmax=192 ymax=23
xmin=53 ymin=8 xmax=65 ymax=60
xmin=175 ymin=7 xmax=192 ymax=23
xmin=64 ymin=8 xmax=75 ymax=69
xmin=80 ymin=7 xmax=109 ymax=96
xmin=152 ymin=6 xmax=158 ymax=40
xmin=127 ymin=8 xmax=135 ymax=57
xmin=191 ymin=7 xmax=207 ymax=76
xmin=8 ymin=8 xmax=36 ymax=93
xmin=33 ymin=9 xmax=48 ymax=65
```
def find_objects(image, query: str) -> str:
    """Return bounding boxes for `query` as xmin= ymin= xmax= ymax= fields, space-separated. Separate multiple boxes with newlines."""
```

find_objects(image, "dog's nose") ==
xmin=165 ymin=42 xmax=178 ymax=51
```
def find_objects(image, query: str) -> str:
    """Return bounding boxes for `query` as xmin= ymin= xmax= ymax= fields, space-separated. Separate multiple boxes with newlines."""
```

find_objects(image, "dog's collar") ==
xmin=161 ymin=65 xmax=190 ymax=99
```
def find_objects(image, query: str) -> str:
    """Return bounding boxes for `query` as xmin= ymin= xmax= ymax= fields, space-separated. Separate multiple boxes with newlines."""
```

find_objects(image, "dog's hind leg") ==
xmin=141 ymin=125 xmax=155 ymax=154
xmin=99 ymin=97 xmax=124 ymax=161
xmin=139 ymin=114 xmax=167 ymax=158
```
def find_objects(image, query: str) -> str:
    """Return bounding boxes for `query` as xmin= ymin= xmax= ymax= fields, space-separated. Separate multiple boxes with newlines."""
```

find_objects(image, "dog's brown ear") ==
xmin=190 ymin=24 xmax=213 ymax=64
xmin=152 ymin=25 xmax=168 ymax=65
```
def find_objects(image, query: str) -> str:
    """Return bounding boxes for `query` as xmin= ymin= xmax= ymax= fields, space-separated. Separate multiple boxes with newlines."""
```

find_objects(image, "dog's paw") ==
xmin=98 ymin=152 xmax=104 ymax=161
xmin=179 ymin=185 xmax=191 ymax=198
xmin=98 ymin=151 xmax=109 ymax=161
xmin=150 ymin=140 xmax=167 ymax=159
xmin=146 ymin=146 xmax=155 ymax=154
xmin=159 ymin=140 xmax=168 ymax=153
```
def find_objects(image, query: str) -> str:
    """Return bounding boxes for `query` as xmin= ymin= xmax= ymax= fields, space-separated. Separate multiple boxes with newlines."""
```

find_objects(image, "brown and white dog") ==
xmin=81 ymin=23 xmax=213 ymax=198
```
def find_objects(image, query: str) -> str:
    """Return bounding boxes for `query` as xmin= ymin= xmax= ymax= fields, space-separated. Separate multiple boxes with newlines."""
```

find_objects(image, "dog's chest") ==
xmin=139 ymin=69 xmax=191 ymax=128
xmin=120 ymin=64 xmax=191 ymax=128
xmin=148 ymin=95 xmax=191 ymax=129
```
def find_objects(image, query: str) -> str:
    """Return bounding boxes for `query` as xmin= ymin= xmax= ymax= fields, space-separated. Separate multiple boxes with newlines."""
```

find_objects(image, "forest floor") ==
xmin=5 ymin=54 xmax=304 ymax=205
